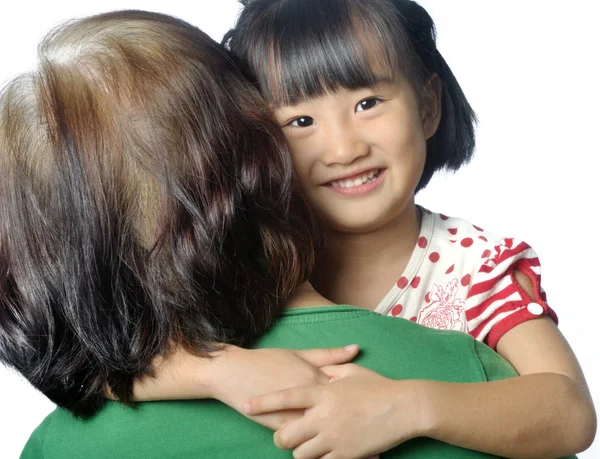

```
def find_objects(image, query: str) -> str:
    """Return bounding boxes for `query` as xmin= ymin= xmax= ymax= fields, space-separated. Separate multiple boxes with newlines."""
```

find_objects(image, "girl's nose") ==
xmin=320 ymin=122 xmax=369 ymax=166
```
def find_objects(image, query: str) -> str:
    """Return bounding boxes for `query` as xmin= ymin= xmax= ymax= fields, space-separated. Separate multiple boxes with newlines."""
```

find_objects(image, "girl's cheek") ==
xmin=288 ymin=145 xmax=312 ymax=177
xmin=289 ymin=138 xmax=320 ymax=164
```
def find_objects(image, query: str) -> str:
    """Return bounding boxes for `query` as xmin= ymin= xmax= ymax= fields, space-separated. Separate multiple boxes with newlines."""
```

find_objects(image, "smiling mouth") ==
xmin=328 ymin=169 xmax=382 ymax=188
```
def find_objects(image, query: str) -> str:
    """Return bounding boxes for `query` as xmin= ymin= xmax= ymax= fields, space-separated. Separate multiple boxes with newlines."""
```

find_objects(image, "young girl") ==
xmin=123 ymin=1 xmax=596 ymax=457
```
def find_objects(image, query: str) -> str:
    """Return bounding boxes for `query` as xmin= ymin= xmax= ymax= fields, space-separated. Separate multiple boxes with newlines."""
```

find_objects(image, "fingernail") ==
xmin=242 ymin=402 xmax=251 ymax=414
xmin=344 ymin=344 xmax=358 ymax=351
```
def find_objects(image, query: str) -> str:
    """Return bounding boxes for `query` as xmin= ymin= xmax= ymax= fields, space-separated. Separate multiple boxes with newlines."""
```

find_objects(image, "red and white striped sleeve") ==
xmin=464 ymin=237 xmax=558 ymax=349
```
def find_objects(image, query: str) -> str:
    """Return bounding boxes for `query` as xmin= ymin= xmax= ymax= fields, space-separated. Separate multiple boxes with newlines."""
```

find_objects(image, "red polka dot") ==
xmin=411 ymin=277 xmax=421 ymax=288
xmin=425 ymin=292 xmax=431 ymax=303
xmin=418 ymin=237 xmax=428 ymax=248
xmin=461 ymin=238 xmax=474 ymax=248
xmin=391 ymin=304 xmax=403 ymax=316
xmin=397 ymin=277 xmax=409 ymax=289
xmin=448 ymin=228 xmax=458 ymax=235
xmin=449 ymin=240 xmax=457 ymax=243
xmin=446 ymin=264 xmax=455 ymax=274
xmin=481 ymin=249 xmax=492 ymax=259
xmin=429 ymin=252 xmax=440 ymax=263
xmin=473 ymin=225 xmax=484 ymax=232
xmin=461 ymin=274 xmax=471 ymax=286
xmin=478 ymin=236 xmax=488 ymax=242
xmin=410 ymin=316 xmax=417 ymax=322
xmin=440 ymin=214 xmax=449 ymax=220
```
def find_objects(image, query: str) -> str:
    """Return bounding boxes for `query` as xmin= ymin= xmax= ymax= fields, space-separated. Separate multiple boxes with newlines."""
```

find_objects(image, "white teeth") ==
xmin=330 ymin=169 xmax=380 ymax=188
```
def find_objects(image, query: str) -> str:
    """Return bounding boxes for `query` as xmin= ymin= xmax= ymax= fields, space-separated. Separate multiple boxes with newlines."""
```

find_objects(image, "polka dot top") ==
xmin=374 ymin=207 xmax=558 ymax=349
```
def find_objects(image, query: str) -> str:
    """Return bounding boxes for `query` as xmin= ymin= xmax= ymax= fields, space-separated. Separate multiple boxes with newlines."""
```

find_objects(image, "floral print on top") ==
xmin=375 ymin=207 xmax=558 ymax=349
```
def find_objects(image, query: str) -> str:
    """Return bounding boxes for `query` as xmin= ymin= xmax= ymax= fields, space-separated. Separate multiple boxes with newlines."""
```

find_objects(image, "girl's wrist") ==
xmin=411 ymin=380 xmax=444 ymax=439
xmin=394 ymin=379 xmax=440 ymax=440
xmin=195 ymin=344 xmax=244 ymax=400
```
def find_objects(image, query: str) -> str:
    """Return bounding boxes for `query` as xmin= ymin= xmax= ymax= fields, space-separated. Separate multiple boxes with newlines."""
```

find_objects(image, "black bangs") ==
xmin=246 ymin=0 xmax=413 ymax=106
xmin=227 ymin=0 xmax=477 ymax=190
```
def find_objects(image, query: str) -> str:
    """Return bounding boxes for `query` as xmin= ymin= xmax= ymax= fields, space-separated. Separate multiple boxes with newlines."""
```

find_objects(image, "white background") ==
xmin=0 ymin=1 xmax=597 ymax=457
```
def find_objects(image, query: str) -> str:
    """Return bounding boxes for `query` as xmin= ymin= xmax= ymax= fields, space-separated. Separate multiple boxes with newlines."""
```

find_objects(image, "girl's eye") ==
xmin=356 ymin=98 xmax=382 ymax=112
xmin=288 ymin=116 xmax=315 ymax=128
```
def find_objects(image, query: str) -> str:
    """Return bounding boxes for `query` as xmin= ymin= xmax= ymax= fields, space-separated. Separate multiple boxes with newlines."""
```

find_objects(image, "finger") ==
xmin=319 ymin=363 xmax=357 ymax=380
xmin=291 ymin=436 xmax=329 ymax=459
xmin=252 ymin=409 xmax=304 ymax=431
xmin=243 ymin=386 xmax=317 ymax=415
xmin=295 ymin=345 xmax=359 ymax=368
xmin=274 ymin=420 xmax=318 ymax=451
xmin=320 ymin=453 xmax=378 ymax=459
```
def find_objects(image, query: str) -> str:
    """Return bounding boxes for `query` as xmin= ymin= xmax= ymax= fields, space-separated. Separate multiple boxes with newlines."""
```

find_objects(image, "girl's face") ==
xmin=274 ymin=77 xmax=438 ymax=234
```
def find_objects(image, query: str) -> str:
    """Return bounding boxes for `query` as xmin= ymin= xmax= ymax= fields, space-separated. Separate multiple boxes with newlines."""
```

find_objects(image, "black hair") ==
xmin=224 ymin=0 xmax=478 ymax=190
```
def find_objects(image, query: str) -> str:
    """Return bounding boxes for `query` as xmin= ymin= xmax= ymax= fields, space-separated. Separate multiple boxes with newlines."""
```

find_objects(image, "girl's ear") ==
xmin=422 ymin=73 xmax=442 ymax=140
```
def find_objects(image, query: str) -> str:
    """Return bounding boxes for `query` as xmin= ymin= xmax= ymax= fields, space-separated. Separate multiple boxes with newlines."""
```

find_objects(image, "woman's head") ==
xmin=225 ymin=0 xmax=477 ymax=232
xmin=0 ymin=10 xmax=318 ymax=415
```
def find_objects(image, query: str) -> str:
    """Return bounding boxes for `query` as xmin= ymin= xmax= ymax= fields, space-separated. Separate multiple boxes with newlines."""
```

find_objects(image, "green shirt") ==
xmin=21 ymin=306 xmax=572 ymax=459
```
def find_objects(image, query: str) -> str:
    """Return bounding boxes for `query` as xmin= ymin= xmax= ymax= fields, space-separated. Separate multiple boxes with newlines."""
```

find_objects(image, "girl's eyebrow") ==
xmin=352 ymin=76 xmax=396 ymax=92
xmin=365 ymin=76 xmax=394 ymax=89
xmin=373 ymin=76 xmax=394 ymax=85
xmin=272 ymin=76 xmax=396 ymax=109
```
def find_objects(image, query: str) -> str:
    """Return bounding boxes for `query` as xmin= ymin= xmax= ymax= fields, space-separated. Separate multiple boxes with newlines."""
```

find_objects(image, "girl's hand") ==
xmin=244 ymin=364 xmax=425 ymax=458
xmin=207 ymin=345 xmax=360 ymax=431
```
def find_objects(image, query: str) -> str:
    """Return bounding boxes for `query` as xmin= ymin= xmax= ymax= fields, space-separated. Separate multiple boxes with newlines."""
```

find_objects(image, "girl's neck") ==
xmin=286 ymin=282 xmax=335 ymax=309
xmin=313 ymin=204 xmax=421 ymax=309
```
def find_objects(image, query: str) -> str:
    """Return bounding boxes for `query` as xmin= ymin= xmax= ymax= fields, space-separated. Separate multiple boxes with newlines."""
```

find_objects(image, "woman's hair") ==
xmin=0 ymin=10 xmax=319 ymax=416
xmin=223 ymin=0 xmax=478 ymax=191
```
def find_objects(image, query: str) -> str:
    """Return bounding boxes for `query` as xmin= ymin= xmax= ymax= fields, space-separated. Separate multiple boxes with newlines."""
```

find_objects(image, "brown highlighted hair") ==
xmin=0 ymin=10 xmax=319 ymax=416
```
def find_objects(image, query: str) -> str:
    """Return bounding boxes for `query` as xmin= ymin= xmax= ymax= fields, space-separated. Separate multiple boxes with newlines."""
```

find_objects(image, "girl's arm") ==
xmin=111 ymin=343 xmax=360 ymax=430
xmin=418 ymin=316 xmax=596 ymax=458
xmin=244 ymin=279 xmax=596 ymax=458
xmin=417 ymin=261 xmax=596 ymax=457
xmin=244 ymin=326 xmax=594 ymax=458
